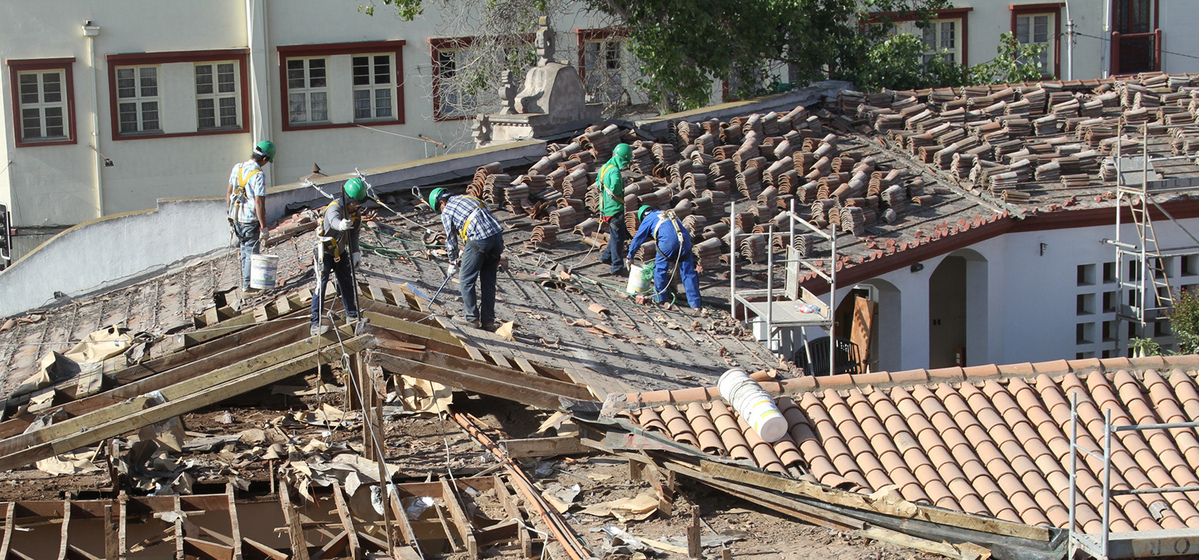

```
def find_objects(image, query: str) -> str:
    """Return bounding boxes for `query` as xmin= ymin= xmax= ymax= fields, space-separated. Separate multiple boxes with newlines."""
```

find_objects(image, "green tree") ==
xmin=967 ymin=32 xmax=1048 ymax=85
xmin=1168 ymin=288 xmax=1199 ymax=354
xmin=362 ymin=0 xmax=949 ymax=112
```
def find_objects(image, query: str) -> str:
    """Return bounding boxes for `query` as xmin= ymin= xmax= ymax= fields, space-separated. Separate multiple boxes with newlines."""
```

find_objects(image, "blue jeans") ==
xmin=602 ymin=217 xmax=626 ymax=274
xmin=459 ymin=232 xmax=503 ymax=324
xmin=234 ymin=221 xmax=260 ymax=288
xmin=310 ymin=249 xmax=358 ymax=326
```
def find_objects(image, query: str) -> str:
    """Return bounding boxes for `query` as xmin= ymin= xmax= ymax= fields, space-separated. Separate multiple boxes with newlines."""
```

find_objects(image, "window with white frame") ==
xmin=579 ymin=31 xmax=633 ymax=107
xmin=286 ymin=57 xmax=329 ymax=124
xmin=352 ymin=54 xmax=394 ymax=120
xmin=115 ymin=66 xmax=160 ymax=134
xmin=921 ymin=19 xmax=961 ymax=64
xmin=432 ymin=42 xmax=476 ymax=120
xmin=278 ymin=41 xmax=406 ymax=130
xmin=1015 ymin=12 xmax=1055 ymax=76
xmin=195 ymin=61 xmax=239 ymax=129
xmin=17 ymin=70 xmax=67 ymax=141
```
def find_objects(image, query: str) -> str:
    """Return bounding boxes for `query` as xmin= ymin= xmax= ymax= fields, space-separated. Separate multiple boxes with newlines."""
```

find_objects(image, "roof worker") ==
xmin=597 ymin=143 xmax=633 ymax=277
xmin=227 ymin=140 xmax=276 ymax=292
xmin=429 ymin=188 xmax=504 ymax=330
xmin=626 ymin=205 xmax=702 ymax=312
xmin=309 ymin=178 xmax=368 ymax=336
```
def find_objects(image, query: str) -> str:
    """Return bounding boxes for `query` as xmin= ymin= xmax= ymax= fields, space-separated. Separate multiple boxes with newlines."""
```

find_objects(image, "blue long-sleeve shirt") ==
xmin=628 ymin=210 xmax=691 ymax=260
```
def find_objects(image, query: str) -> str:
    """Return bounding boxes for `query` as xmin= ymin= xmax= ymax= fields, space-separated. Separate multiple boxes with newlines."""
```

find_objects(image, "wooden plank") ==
xmin=487 ymin=351 xmax=513 ymax=370
xmin=432 ymin=503 xmax=462 ymax=553
xmin=277 ymin=485 xmax=311 ymax=560
xmin=372 ymin=353 xmax=578 ymax=410
xmin=185 ymin=313 xmax=257 ymax=347
xmin=104 ymin=504 xmax=117 ymax=560
xmin=490 ymin=475 xmax=532 ymax=558
xmin=387 ymin=492 xmax=418 ymax=546
xmin=699 ymin=462 xmax=1051 ymax=541
xmin=173 ymin=496 xmax=184 ymax=560
xmin=65 ymin=544 xmax=103 ymax=560
xmin=118 ymin=494 xmax=127 ymax=560
xmin=226 ymin=485 xmax=243 ymax=560
xmin=499 ymin=436 xmax=592 ymax=459
xmin=0 ymin=502 xmax=13 ymax=560
xmin=380 ymin=349 xmax=593 ymax=400
xmin=858 ymin=526 xmax=992 ymax=560
xmin=0 ymin=320 xmax=306 ymax=441
xmin=361 ymin=310 xmax=461 ymax=348
xmin=473 ymin=519 xmax=518 ymax=547
xmin=511 ymin=356 xmax=538 ymax=375
xmin=0 ymin=334 xmax=373 ymax=471
xmin=331 ymin=483 xmax=361 ymax=560
xmin=56 ymin=500 xmax=70 ymax=560
xmin=182 ymin=537 xmax=235 ymax=560
xmin=440 ymin=478 xmax=475 ymax=559
xmin=241 ymin=538 xmax=287 ymax=560
xmin=312 ymin=531 xmax=348 ymax=560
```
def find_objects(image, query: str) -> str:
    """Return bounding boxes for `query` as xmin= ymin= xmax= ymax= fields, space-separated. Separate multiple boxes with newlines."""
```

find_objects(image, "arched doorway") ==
xmin=928 ymin=250 xmax=988 ymax=368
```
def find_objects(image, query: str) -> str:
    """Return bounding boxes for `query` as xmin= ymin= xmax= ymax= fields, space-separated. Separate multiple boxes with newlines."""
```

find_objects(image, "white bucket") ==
xmin=717 ymin=368 xmax=788 ymax=442
xmin=626 ymin=264 xmax=651 ymax=295
xmin=249 ymin=254 xmax=280 ymax=290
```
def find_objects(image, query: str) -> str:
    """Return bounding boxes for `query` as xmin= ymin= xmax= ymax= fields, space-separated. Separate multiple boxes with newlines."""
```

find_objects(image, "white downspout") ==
xmin=245 ymin=0 xmax=272 ymax=187
xmin=1100 ymin=0 xmax=1112 ymax=78
xmin=83 ymin=21 xmax=103 ymax=218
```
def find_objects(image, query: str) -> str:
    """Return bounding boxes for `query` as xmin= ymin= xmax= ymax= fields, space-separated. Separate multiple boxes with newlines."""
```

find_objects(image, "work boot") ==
xmin=310 ymin=323 xmax=330 ymax=337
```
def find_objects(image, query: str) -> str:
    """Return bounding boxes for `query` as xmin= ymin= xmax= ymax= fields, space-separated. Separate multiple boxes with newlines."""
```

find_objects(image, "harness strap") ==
xmin=598 ymin=162 xmax=620 ymax=203
xmin=652 ymin=210 xmax=683 ymax=245
xmin=229 ymin=165 xmax=261 ymax=221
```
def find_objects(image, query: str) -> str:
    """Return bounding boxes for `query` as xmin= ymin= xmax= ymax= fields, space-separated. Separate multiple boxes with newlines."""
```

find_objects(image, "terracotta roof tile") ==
xmin=616 ymin=356 xmax=1199 ymax=534
xmin=685 ymin=402 xmax=726 ymax=456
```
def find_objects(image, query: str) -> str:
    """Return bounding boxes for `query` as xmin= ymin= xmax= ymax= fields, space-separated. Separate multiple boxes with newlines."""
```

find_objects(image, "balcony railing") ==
xmin=1111 ymin=29 xmax=1161 ymax=75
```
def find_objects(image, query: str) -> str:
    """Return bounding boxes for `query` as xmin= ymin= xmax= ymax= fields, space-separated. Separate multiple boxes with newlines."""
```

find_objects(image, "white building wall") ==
xmin=1159 ymin=3 xmax=1199 ymax=75
xmin=822 ymin=216 xmax=1199 ymax=372
xmin=0 ymin=0 xmax=618 ymax=263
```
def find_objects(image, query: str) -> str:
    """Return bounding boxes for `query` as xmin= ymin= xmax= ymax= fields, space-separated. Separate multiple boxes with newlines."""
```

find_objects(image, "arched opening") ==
xmin=928 ymin=250 xmax=988 ymax=368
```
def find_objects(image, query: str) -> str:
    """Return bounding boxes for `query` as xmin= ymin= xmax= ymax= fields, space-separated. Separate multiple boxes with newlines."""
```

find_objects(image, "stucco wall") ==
xmin=802 ymin=217 xmax=1199 ymax=373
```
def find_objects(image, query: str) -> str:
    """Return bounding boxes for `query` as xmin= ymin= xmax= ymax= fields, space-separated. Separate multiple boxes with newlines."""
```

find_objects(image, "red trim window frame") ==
xmin=106 ymin=49 xmax=250 ymax=141
xmin=876 ymin=8 xmax=973 ymax=66
xmin=7 ymin=58 xmax=77 ymax=148
xmin=429 ymin=37 xmax=475 ymax=122
xmin=575 ymin=27 xmax=630 ymax=87
xmin=277 ymin=40 xmax=406 ymax=132
xmin=1010 ymin=3 xmax=1064 ymax=78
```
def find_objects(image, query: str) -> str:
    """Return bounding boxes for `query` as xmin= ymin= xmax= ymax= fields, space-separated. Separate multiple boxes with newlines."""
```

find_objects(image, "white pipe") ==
xmin=83 ymin=22 xmax=103 ymax=218
xmin=245 ymin=0 xmax=272 ymax=186
xmin=1101 ymin=0 xmax=1112 ymax=78
xmin=1064 ymin=0 xmax=1074 ymax=80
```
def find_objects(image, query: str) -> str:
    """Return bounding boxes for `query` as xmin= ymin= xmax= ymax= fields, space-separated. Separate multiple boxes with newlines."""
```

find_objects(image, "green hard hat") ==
xmin=637 ymin=205 xmax=653 ymax=221
xmin=344 ymin=177 xmax=368 ymax=202
xmin=428 ymin=187 xmax=450 ymax=211
xmin=613 ymin=143 xmax=632 ymax=160
xmin=253 ymin=140 xmax=276 ymax=160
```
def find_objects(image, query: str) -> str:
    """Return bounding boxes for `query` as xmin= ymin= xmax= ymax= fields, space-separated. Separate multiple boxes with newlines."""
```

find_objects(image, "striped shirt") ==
xmin=440 ymin=195 xmax=503 ymax=261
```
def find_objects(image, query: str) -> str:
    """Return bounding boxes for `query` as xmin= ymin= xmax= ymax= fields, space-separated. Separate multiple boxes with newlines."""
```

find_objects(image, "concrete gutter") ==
xmin=0 ymin=140 xmax=547 ymax=319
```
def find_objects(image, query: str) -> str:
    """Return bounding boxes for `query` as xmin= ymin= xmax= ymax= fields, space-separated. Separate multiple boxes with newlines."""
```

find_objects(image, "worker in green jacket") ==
xmin=598 ymin=143 xmax=632 ymax=277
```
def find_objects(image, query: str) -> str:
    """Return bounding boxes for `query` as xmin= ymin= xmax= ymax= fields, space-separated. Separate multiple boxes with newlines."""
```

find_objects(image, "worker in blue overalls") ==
xmin=626 ymin=205 xmax=702 ymax=310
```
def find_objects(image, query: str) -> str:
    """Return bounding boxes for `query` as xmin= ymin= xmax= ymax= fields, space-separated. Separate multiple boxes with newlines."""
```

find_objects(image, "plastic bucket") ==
xmin=249 ymin=254 xmax=280 ymax=290
xmin=626 ymin=264 xmax=651 ymax=295
xmin=717 ymin=368 xmax=788 ymax=442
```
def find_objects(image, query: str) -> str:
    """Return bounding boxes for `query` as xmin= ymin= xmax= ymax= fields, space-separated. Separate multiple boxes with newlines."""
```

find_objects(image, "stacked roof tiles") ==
xmin=607 ymin=355 xmax=1199 ymax=533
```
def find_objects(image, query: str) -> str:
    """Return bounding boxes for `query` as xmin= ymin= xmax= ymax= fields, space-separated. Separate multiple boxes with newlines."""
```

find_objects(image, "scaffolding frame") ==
xmin=1110 ymin=124 xmax=1199 ymax=356
xmin=1067 ymin=392 xmax=1199 ymax=559
xmin=729 ymin=198 xmax=838 ymax=376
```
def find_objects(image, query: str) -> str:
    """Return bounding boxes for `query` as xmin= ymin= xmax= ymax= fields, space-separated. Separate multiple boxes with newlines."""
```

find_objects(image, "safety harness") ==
xmin=316 ymin=200 xmax=359 ymax=262
xmin=228 ymin=164 xmax=261 ymax=223
xmin=455 ymin=196 xmax=485 ymax=244
xmin=651 ymin=210 xmax=684 ymax=246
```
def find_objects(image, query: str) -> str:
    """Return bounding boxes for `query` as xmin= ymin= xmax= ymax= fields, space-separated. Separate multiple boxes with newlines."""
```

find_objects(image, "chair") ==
xmin=794 ymin=336 xmax=862 ymax=376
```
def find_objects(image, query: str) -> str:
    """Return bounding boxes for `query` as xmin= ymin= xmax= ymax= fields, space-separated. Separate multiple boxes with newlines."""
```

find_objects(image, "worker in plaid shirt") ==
xmin=428 ymin=188 xmax=504 ymax=330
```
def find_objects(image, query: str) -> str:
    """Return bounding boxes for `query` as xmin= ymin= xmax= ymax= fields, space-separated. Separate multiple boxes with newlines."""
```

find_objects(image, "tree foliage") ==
xmin=966 ymin=32 xmax=1047 ymax=85
xmin=1168 ymin=288 xmax=1199 ymax=355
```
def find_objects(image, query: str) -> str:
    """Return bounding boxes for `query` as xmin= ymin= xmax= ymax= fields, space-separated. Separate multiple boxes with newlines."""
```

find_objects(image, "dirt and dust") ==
xmin=0 ymin=374 xmax=942 ymax=560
